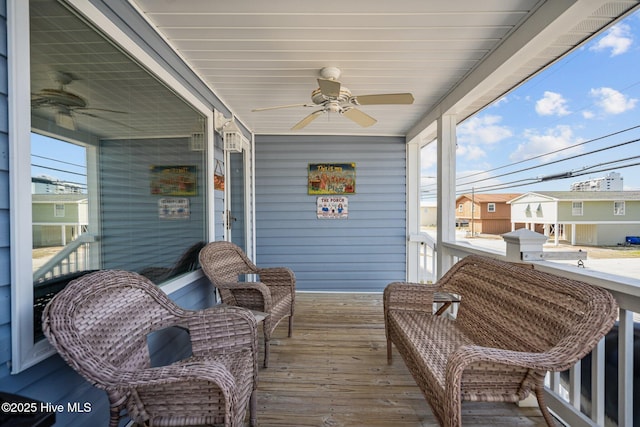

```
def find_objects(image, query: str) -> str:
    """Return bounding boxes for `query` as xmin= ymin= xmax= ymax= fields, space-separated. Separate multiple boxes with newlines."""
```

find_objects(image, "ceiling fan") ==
xmin=31 ymin=71 xmax=129 ymax=131
xmin=251 ymin=67 xmax=414 ymax=130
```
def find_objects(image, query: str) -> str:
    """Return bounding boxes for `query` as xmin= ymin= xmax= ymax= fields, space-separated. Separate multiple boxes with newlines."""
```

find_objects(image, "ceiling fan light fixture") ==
xmin=319 ymin=67 xmax=341 ymax=80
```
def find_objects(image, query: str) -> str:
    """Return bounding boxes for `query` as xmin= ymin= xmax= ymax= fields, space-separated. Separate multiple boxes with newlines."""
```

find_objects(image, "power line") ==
xmin=31 ymin=163 xmax=87 ymax=178
xmin=455 ymin=137 xmax=640 ymax=188
xmin=455 ymin=123 xmax=640 ymax=181
xmin=452 ymin=160 xmax=640 ymax=196
xmin=423 ymin=135 xmax=640 ymax=193
xmin=31 ymin=154 xmax=86 ymax=170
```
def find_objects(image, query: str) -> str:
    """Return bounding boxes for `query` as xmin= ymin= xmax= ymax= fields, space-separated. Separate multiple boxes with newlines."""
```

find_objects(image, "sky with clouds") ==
xmin=421 ymin=10 xmax=640 ymax=199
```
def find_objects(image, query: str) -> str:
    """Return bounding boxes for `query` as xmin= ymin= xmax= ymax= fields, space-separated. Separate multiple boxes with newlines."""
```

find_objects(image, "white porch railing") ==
xmin=414 ymin=231 xmax=639 ymax=427
xmin=33 ymin=234 xmax=98 ymax=282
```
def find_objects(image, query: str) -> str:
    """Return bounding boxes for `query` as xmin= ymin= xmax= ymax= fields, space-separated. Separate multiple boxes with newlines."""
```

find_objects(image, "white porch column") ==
xmin=436 ymin=114 xmax=457 ymax=279
xmin=406 ymin=137 xmax=421 ymax=282
xmin=571 ymin=223 xmax=576 ymax=245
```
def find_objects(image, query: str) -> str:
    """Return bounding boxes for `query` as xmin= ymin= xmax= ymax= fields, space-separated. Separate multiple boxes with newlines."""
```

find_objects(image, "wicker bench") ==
xmin=384 ymin=255 xmax=618 ymax=427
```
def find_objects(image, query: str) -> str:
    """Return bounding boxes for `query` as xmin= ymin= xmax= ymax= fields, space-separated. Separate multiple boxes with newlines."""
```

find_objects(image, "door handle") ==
xmin=227 ymin=210 xmax=237 ymax=230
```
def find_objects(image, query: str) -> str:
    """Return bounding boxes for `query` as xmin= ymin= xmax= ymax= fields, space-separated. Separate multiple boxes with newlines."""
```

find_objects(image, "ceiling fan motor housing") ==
xmin=311 ymin=87 xmax=352 ymax=105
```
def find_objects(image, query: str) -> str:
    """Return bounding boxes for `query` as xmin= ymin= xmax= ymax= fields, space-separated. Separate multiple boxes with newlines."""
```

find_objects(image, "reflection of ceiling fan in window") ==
xmin=251 ymin=67 xmax=414 ymax=130
xmin=31 ymin=71 xmax=129 ymax=131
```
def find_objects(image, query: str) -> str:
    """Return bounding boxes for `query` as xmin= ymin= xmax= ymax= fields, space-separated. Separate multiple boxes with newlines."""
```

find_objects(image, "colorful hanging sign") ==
xmin=308 ymin=163 xmax=355 ymax=194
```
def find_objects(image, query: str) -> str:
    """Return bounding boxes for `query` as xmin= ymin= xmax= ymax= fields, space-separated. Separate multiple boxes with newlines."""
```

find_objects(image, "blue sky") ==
xmin=31 ymin=134 xmax=87 ymax=188
xmin=421 ymin=10 xmax=640 ymax=199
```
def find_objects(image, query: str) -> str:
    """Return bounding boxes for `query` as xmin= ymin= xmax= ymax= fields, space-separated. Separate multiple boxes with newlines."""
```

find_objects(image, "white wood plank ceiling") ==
xmin=130 ymin=0 xmax=639 ymax=138
xmin=31 ymin=0 xmax=639 ymax=140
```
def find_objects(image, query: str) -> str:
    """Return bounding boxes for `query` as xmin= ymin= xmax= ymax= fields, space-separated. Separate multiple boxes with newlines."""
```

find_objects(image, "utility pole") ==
xmin=471 ymin=187 xmax=475 ymax=236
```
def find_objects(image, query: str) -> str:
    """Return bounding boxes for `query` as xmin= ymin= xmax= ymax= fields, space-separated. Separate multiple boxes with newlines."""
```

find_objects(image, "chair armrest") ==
xmin=116 ymin=361 xmax=235 ymax=390
xmin=447 ymin=345 xmax=568 ymax=378
xmin=384 ymin=281 xmax=446 ymax=314
xmin=444 ymin=341 xmax=587 ymax=406
xmin=114 ymin=362 xmax=239 ymax=417
xmin=256 ymin=267 xmax=296 ymax=290
xmin=217 ymin=281 xmax=273 ymax=312
xmin=185 ymin=305 xmax=259 ymax=359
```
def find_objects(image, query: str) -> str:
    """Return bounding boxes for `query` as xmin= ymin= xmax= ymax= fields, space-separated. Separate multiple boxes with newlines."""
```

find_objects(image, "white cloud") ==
xmin=589 ymin=23 xmax=633 ymax=56
xmin=420 ymin=142 xmax=438 ymax=171
xmin=582 ymin=110 xmax=595 ymax=119
xmin=535 ymin=91 xmax=570 ymax=116
xmin=458 ymin=115 xmax=513 ymax=145
xmin=510 ymin=125 xmax=583 ymax=162
xmin=491 ymin=96 xmax=508 ymax=107
xmin=590 ymin=87 xmax=637 ymax=114
xmin=460 ymin=144 xmax=487 ymax=160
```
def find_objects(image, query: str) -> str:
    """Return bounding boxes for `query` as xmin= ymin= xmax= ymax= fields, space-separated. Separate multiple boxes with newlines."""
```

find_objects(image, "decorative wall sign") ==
xmin=317 ymin=196 xmax=348 ymax=219
xmin=150 ymin=165 xmax=197 ymax=196
xmin=158 ymin=197 xmax=190 ymax=220
xmin=308 ymin=162 xmax=355 ymax=195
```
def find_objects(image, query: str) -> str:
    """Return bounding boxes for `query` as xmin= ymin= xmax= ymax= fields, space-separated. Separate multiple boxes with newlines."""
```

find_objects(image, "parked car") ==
xmin=625 ymin=236 xmax=640 ymax=245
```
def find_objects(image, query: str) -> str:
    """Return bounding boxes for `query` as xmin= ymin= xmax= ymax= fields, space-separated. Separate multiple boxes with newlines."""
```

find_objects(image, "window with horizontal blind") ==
xmin=27 ymin=0 xmax=209 ymax=349
xmin=572 ymin=201 xmax=583 ymax=216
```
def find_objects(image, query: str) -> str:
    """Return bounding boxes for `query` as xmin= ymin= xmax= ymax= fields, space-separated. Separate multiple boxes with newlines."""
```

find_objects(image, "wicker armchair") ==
xmin=199 ymin=241 xmax=295 ymax=368
xmin=42 ymin=270 xmax=258 ymax=427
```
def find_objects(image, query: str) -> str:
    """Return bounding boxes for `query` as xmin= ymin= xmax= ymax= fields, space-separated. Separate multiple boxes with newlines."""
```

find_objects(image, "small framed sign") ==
xmin=317 ymin=196 xmax=348 ymax=219
xmin=150 ymin=165 xmax=197 ymax=196
xmin=158 ymin=197 xmax=190 ymax=220
xmin=308 ymin=163 xmax=355 ymax=194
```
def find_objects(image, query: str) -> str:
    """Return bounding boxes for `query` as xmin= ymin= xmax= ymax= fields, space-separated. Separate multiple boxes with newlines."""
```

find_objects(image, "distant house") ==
xmin=455 ymin=193 xmax=521 ymax=235
xmin=32 ymin=194 xmax=88 ymax=247
xmin=509 ymin=191 xmax=640 ymax=246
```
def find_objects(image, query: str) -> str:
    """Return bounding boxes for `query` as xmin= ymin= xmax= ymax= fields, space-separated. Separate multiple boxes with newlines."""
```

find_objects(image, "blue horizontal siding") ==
xmin=255 ymin=135 xmax=406 ymax=292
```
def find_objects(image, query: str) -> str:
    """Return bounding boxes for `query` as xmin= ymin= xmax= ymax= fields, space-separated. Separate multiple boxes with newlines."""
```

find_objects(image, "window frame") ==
xmin=53 ymin=203 xmax=65 ymax=218
xmin=614 ymin=201 xmax=625 ymax=216
xmin=9 ymin=0 xmax=216 ymax=373
xmin=572 ymin=201 xmax=583 ymax=216
xmin=487 ymin=203 xmax=496 ymax=213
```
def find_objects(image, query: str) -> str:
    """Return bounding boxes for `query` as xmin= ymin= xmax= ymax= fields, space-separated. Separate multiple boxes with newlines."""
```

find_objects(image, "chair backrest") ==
xmin=441 ymin=255 xmax=617 ymax=369
xmin=199 ymin=241 xmax=258 ymax=286
xmin=42 ymin=270 xmax=185 ymax=388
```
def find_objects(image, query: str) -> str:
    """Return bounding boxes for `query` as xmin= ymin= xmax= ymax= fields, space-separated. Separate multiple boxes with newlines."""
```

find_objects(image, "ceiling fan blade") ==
xmin=75 ymin=110 xmax=141 ymax=131
xmin=342 ymin=108 xmax=377 ymax=127
xmin=31 ymin=96 xmax=50 ymax=108
xmin=317 ymin=78 xmax=341 ymax=98
xmin=252 ymin=103 xmax=313 ymax=112
xmin=354 ymin=93 xmax=414 ymax=105
xmin=291 ymin=110 xmax=324 ymax=130
xmin=81 ymin=107 xmax=128 ymax=114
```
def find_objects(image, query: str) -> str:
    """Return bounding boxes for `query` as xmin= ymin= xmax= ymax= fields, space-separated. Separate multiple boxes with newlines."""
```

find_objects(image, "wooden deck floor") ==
xmin=255 ymin=292 xmax=548 ymax=427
